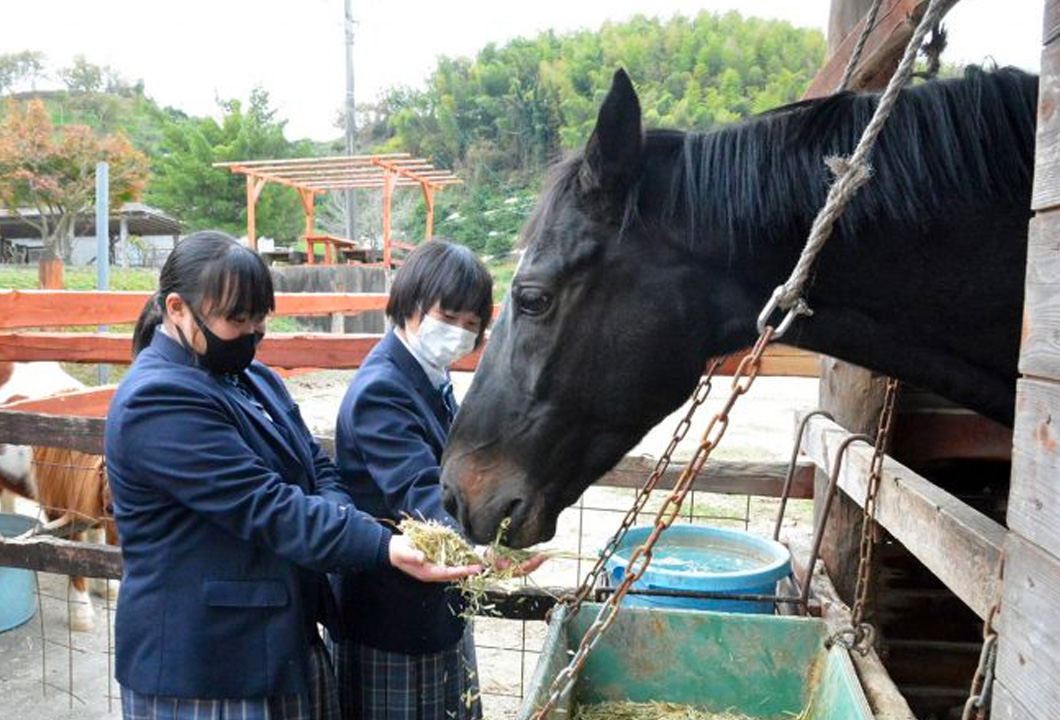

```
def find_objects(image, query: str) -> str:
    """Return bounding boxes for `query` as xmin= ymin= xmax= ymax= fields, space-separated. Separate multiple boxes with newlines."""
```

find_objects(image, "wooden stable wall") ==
xmin=993 ymin=4 xmax=1060 ymax=716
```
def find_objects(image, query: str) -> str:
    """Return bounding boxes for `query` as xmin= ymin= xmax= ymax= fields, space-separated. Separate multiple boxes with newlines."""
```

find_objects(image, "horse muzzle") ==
xmin=440 ymin=453 xmax=556 ymax=548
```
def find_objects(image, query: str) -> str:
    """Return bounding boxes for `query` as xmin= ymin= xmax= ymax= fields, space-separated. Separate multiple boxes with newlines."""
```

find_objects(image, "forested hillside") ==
xmin=0 ymin=11 xmax=825 ymax=256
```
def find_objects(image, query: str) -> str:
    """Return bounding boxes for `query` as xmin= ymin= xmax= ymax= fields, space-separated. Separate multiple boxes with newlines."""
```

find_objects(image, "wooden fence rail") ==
xmin=801 ymin=415 xmax=1006 ymax=621
xmin=0 ymin=290 xmax=390 ymax=329
xmin=0 ymin=330 xmax=821 ymax=376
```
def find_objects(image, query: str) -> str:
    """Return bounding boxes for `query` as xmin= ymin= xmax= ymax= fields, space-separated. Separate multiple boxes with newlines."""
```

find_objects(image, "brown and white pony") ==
xmin=0 ymin=361 xmax=116 ymax=632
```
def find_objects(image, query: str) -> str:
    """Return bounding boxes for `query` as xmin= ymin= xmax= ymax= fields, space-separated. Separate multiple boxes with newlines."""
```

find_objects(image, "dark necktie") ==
xmin=222 ymin=373 xmax=274 ymax=422
xmin=440 ymin=381 xmax=458 ymax=424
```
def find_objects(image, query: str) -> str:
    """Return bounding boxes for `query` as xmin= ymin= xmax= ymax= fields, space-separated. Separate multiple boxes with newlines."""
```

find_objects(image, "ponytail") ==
xmin=132 ymin=292 xmax=164 ymax=357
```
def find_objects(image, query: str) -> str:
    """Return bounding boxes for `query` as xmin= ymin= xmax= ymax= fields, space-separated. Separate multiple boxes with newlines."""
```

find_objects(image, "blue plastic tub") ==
xmin=605 ymin=525 xmax=792 ymax=614
xmin=0 ymin=512 xmax=39 ymax=632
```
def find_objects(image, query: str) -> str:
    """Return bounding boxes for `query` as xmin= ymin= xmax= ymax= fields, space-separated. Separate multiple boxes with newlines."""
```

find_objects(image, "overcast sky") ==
xmin=0 ymin=1 xmax=1043 ymax=141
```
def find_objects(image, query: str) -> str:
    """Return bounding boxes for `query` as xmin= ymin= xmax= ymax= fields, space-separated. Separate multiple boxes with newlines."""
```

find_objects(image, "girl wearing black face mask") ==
xmin=106 ymin=231 xmax=481 ymax=720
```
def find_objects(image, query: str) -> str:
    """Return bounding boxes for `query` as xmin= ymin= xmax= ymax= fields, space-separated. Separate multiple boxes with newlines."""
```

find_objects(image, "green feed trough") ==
xmin=518 ymin=604 xmax=873 ymax=720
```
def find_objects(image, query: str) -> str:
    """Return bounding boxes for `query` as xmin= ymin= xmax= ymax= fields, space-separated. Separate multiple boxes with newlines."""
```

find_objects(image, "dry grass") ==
xmin=397 ymin=516 xmax=541 ymax=616
xmin=574 ymin=702 xmax=760 ymax=719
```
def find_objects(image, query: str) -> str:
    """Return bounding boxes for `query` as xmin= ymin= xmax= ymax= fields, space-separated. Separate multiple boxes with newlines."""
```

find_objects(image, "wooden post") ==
xmin=38 ymin=257 xmax=63 ymax=289
xmin=382 ymin=173 xmax=395 ymax=270
xmin=298 ymin=188 xmax=316 ymax=238
xmin=991 ymin=8 xmax=1060 ymax=717
xmin=246 ymin=175 xmax=267 ymax=250
xmin=421 ymin=182 xmax=436 ymax=240
xmin=120 ymin=216 xmax=130 ymax=269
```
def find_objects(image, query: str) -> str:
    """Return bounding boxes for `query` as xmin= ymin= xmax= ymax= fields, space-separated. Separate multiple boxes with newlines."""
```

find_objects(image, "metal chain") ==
xmin=846 ymin=377 xmax=901 ymax=652
xmin=561 ymin=357 xmax=725 ymax=617
xmin=962 ymin=567 xmax=1003 ymax=720
xmin=530 ymin=331 xmax=774 ymax=719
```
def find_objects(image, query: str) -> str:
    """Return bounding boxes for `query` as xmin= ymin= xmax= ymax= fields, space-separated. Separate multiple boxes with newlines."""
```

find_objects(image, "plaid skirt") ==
xmin=121 ymin=638 xmax=341 ymax=720
xmin=330 ymin=626 xmax=482 ymax=720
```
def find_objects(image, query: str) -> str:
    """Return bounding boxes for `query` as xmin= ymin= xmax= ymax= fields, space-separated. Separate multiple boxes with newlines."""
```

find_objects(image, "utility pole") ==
xmin=344 ymin=0 xmax=357 ymax=242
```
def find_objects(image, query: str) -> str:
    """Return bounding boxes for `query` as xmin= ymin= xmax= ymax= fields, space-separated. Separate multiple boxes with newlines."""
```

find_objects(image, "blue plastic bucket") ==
xmin=605 ymin=525 xmax=792 ymax=614
xmin=0 ymin=512 xmax=39 ymax=632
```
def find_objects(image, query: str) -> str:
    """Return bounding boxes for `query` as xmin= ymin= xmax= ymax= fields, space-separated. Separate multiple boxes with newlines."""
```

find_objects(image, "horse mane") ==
xmin=529 ymin=67 xmax=1038 ymax=257
xmin=651 ymin=66 xmax=1038 ymax=253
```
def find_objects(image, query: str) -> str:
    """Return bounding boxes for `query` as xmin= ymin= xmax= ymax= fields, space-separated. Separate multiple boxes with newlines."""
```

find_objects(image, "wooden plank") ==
xmin=1034 ymin=41 xmax=1060 ymax=211
xmin=1008 ymin=378 xmax=1060 ymax=559
xmin=316 ymin=434 xmax=812 ymax=499
xmin=995 ymin=534 xmax=1060 ymax=720
xmin=0 ymin=531 xmax=559 ymax=621
xmin=804 ymin=0 xmax=927 ymax=98
xmin=714 ymin=344 xmax=819 ymax=377
xmin=0 ymin=331 xmax=820 ymax=377
xmin=0 ymin=408 xmax=813 ymax=503
xmin=991 ymin=680 xmax=1038 ymax=719
xmin=1021 ymin=212 xmax=1060 ymax=380
xmin=0 ymin=385 xmax=115 ymax=418
xmin=890 ymin=410 xmax=1012 ymax=463
xmin=0 ymin=410 xmax=105 ymax=453
xmin=0 ymin=290 xmax=390 ymax=329
xmin=802 ymin=415 xmax=1005 ymax=619
xmin=600 ymin=455 xmax=815 ymax=499
xmin=1047 ymin=0 xmax=1060 ymax=45
xmin=0 ymin=534 xmax=122 ymax=579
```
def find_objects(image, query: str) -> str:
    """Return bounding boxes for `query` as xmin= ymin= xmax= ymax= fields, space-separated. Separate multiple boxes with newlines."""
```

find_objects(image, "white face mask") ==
xmin=406 ymin=314 xmax=477 ymax=370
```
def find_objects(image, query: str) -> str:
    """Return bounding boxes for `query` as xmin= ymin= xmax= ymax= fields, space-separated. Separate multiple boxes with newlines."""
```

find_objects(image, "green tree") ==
xmin=0 ymin=98 xmax=150 ymax=269
xmin=146 ymin=88 xmax=310 ymax=239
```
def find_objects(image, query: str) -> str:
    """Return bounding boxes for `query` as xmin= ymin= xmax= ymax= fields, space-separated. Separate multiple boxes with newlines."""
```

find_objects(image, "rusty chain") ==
xmin=560 ymin=358 xmax=725 ymax=617
xmin=530 ymin=330 xmax=774 ymax=719
xmin=961 ymin=564 xmax=1003 ymax=720
xmin=840 ymin=377 xmax=901 ymax=655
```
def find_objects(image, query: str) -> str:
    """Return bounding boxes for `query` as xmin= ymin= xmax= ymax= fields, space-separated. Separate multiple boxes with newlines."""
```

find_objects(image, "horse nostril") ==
xmin=503 ymin=497 xmax=524 ymax=526
xmin=442 ymin=484 xmax=460 ymax=518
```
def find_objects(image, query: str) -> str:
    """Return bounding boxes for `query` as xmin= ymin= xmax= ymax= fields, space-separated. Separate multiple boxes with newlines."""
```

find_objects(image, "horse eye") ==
xmin=515 ymin=287 xmax=553 ymax=317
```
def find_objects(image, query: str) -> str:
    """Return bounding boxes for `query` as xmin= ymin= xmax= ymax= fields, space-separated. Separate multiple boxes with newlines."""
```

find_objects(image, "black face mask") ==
xmin=178 ymin=304 xmax=264 ymax=375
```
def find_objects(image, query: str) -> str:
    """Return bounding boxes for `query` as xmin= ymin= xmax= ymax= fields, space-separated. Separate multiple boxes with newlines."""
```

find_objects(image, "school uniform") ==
xmin=331 ymin=329 xmax=481 ymax=720
xmin=105 ymin=329 xmax=392 ymax=718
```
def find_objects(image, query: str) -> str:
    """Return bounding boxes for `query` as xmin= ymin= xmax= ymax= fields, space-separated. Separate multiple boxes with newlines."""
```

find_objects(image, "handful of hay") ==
xmin=573 ymin=702 xmax=759 ymax=720
xmin=396 ymin=516 xmax=542 ymax=616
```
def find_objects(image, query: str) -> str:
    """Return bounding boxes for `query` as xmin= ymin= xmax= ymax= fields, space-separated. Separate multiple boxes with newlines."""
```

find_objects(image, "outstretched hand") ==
xmin=388 ymin=534 xmax=483 ymax=583
xmin=486 ymin=548 xmax=549 ymax=577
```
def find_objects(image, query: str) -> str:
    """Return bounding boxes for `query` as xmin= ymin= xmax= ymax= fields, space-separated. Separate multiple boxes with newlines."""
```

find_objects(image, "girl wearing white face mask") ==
xmin=330 ymin=240 xmax=493 ymax=720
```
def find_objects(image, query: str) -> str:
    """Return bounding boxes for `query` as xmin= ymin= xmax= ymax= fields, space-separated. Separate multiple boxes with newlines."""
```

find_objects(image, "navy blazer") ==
xmin=332 ymin=330 xmax=465 ymax=653
xmin=104 ymin=330 xmax=391 ymax=699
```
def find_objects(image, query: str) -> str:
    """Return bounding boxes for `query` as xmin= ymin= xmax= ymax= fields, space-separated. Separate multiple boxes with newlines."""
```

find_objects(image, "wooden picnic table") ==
xmin=302 ymin=234 xmax=358 ymax=265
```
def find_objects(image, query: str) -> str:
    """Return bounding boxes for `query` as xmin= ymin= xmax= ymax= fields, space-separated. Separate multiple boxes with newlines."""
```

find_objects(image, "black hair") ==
xmin=132 ymin=230 xmax=276 ymax=356
xmin=386 ymin=239 xmax=493 ymax=346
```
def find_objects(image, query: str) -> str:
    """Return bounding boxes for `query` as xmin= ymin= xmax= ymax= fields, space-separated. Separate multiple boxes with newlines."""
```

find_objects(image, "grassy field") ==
xmin=0 ymin=265 xmax=159 ymax=291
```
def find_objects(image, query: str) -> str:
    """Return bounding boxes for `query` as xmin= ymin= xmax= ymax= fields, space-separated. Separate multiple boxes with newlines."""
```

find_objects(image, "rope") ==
xmin=837 ymin=0 xmax=886 ymax=92
xmin=775 ymin=0 xmax=955 ymax=311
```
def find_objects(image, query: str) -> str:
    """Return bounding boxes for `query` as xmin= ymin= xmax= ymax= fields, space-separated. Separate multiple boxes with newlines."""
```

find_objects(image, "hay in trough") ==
xmin=573 ymin=702 xmax=760 ymax=720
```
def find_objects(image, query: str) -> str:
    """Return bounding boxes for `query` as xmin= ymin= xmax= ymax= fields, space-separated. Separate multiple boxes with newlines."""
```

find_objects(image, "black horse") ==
xmin=441 ymin=67 xmax=1038 ymax=548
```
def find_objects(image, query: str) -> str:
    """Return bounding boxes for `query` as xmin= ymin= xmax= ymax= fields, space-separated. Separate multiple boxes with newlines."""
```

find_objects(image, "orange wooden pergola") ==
xmin=214 ymin=153 xmax=461 ymax=267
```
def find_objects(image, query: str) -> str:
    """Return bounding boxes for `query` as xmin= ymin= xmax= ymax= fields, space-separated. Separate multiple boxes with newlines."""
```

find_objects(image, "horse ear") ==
xmin=580 ymin=69 xmax=642 ymax=200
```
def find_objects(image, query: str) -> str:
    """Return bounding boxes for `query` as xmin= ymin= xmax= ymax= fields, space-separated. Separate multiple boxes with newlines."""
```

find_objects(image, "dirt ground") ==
xmin=0 ymin=371 xmax=819 ymax=720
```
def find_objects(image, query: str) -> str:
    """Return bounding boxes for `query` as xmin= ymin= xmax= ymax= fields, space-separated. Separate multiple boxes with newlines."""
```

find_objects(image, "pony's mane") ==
xmin=530 ymin=67 xmax=1038 ymax=255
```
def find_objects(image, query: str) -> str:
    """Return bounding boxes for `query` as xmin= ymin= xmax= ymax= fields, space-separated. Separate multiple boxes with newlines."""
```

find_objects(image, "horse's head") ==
xmin=441 ymin=71 xmax=759 ymax=547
